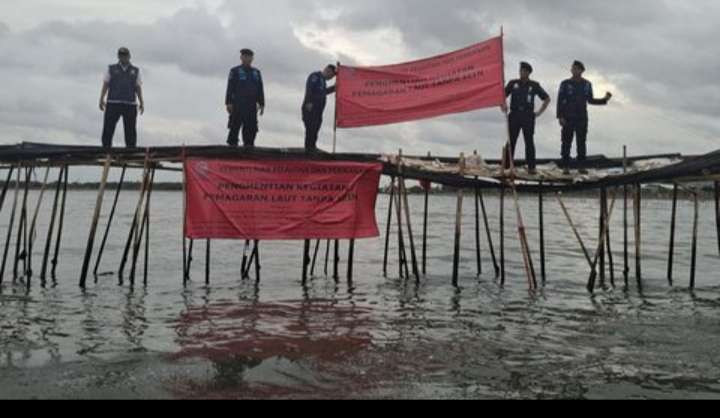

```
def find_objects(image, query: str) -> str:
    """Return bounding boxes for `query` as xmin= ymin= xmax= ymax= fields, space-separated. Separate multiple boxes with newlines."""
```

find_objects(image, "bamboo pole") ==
xmin=302 ymin=239 xmax=310 ymax=285
xmin=539 ymin=184 xmax=546 ymax=286
xmin=422 ymin=160 xmax=430 ymax=276
xmin=310 ymin=239 xmax=320 ymax=277
xmin=94 ymin=165 xmax=127 ymax=277
xmin=606 ymin=190 xmax=616 ymax=289
xmin=119 ymin=154 xmax=150 ymax=281
xmin=324 ymin=239 xmax=330 ymax=277
xmin=452 ymin=153 xmax=466 ymax=287
xmin=26 ymin=166 xmax=51 ymax=280
xmin=479 ymin=189 xmax=500 ymax=277
xmin=14 ymin=168 xmax=30 ymax=281
xmin=254 ymin=241 xmax=261 ymax=282
xmin=667 ymin=183 xmax=678 ymax=287
xmin=383 ymin=176 xmax=396 ymax=277
xmin=130 ymin=167 xmax=155 ymax=284
xmin=41 ymin=167 xmax=64 ymax=284
xmin=715 ymin=181 xmax=720 ymax=257
xmin=623 ymin=146 xmax=630 ymax=288
xmin=51 ymin=166 xmax=69 ymax=280
xmin=588 ymin=191 xmax=618 ymax=293
xmin=79 ymin=156 xmax=112 ymax=288
xmin=500 ymin=185 xmax=506 ymax=286
xmin=635 ymin=184 xmax=642 ymax=291
xmin=399 ymin=153 xmax=420 ymax=282
xmin=142 ymin=168 xmax=155 ymax=287
xmin=0 ymin=167 xmax=21 ymax=284
xmin=599 ymin=188 xmax=607 ymax=287
xmin=394 ymin=157 xmax=408 ymax=279
xmin=186 ymin=239 xmax=194 ymax=283
xmin=347 ymin=238 xmax=355 ymax=284
xmin=474 ymin=151 xmax=482 ymax=278
xmin=205 ymin=239 xmax=210 ymax=285
xmin=556 ymin=193 xmax=593 ymax=268
xmin=690 ymin=189 xmax=699 ymax=289
xmin=333 ymin=239 xmax=340 ymax=283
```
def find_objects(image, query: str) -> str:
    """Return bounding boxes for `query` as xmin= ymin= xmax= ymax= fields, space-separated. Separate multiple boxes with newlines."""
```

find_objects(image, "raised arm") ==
xmin=587 ymin=82 xmax=611 ymax=106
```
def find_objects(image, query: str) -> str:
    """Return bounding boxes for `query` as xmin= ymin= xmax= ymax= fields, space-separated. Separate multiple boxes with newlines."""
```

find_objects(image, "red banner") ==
xmin=336 ymin=36 xmax=505 ymax=128
xmin=184 ymin=159 xmax=382 ymax=240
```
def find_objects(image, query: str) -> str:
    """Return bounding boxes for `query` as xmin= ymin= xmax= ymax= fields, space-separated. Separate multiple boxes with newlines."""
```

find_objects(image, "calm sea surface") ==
xmin=1 ymin=189 xmax=720 ymax=399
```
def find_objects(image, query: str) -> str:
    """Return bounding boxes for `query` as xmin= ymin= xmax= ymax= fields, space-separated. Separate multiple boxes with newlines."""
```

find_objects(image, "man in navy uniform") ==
xmin=226 ymin=49 xmax=265 ymax=147
xmin=557 ymin=60 xmax=612 ymax=174
xmin=99 ymin=47 xmax=144 ymax=148
xmin=302 ymin=64 xmax=337 ymax=151
xmin=503 ymin=61 xmax=551 ymax=174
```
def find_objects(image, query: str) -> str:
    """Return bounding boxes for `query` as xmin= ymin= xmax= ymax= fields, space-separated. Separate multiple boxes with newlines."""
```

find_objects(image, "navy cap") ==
xmin=240 ymin=48 xmax=254 ymax=56
xmin=573 ymin=60 xmax=586 ymax=71
xmin=520 ymin=61 xmax=533 ymax=74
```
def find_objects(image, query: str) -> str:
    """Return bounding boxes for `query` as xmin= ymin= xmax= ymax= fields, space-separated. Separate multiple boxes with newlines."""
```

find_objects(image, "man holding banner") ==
xmin=302 ymin=65 xmax=337 ymax=151
xmin=503 ymin=62 xmax=551 ymax=174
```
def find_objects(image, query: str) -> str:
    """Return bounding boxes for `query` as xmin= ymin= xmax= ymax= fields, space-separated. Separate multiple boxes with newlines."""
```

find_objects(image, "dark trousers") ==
xmin=227 ymin=103 xmax=258 ymax=147
xmin=303 ymin=110 xmax=323 ymax=150
xmin=506 ymin=112 xmax=536 ymax=170
xmin=561 ymin=118 xmax=589 ymax=167
xmin=101 ymin=103 xmax=137 ymax=148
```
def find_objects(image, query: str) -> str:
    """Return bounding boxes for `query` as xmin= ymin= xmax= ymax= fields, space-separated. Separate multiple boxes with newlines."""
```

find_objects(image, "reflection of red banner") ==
xmin=184 ymin=159 xmax=382 ymax=240
xmin=336 ymin=36 xmax=505 ymax=128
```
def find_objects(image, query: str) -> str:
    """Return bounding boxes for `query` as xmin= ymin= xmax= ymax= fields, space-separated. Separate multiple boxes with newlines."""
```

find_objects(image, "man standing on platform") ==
xmin=302 ymin=65 xmax=337 ymax=151
xmin=226 ymin=49 xmax=265 ymax=148
xmin=503 ymin=61 xmax=551 ymax=175
xmin=99 ymin=47 xmax=144 ymax=148
xmin=557 ymin=60 xmax=612 ymax=174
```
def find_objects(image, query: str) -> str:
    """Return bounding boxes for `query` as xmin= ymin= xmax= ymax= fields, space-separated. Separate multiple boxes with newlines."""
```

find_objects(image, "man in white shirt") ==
xmin=99 ymin=47 xmax=145 ymax=148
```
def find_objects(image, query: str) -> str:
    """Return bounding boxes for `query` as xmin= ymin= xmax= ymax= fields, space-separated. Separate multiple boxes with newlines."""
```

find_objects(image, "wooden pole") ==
xmin=324 ymin=239 xmax=330 ymax=277
xmin=479 ymin=189 xmax=499 ymax=277
xmin=94 ymin=165 xmax=127 ymax=277
xmin=452 ymin=153 xmax=466 ymax=287
xmin=41 ymin=167 xmax=63 ymax=284
xmin=690 ymin=189 xmax=699 ymax=290
xmin=394 ymin=157 xmax=408 ymax=279
xmin=667 ymin=183 xmax=678 ymax=287
xmin=1 ymin=167 xmax=21 ymax=284
xmin=0 ymin=167 xmax=13 ymax=216
xmin=383 ymin=176 xmax=396 ymax=277
xmin=254 ymin=240 xmax=261 ymax=283
xmin=333 ymin=239 xmax=340 ymax=283
xmin=79 ymin=156 xmax=112 ymax=288
xmin=51 ymin=166 xmax=69 ymax=280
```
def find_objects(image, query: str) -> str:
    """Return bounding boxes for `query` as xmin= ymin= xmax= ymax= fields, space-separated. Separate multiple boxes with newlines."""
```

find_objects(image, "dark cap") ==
xmin=326 ymin=64 xmax=337 ymax=73
xmin=118 ymin=47 xmax=130 ymax=55
xmin=573 ymin=60 xmax=586 ymax=71
xmin=520 ymin=61 xmax=533 ymax=74
xmin=240 ymin=48 xmax=254 ymax=56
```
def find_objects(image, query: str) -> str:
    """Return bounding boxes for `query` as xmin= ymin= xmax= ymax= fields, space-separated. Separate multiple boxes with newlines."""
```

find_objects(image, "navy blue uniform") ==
xmin=102 ymin=63 xmax=140 ymax=148
xmin=504 ymin=79 xmax=549 ymax=170
xmin=226 ymin=65 xmax=265 ymax=147
xmin=302 ymin=71 xmax=336 ymax=150
xmin=557 ymin=78 xmax=609 ymax=166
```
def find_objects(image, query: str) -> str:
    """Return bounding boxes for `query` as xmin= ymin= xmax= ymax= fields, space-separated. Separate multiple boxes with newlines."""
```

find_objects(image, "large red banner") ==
xmin=184 ymin=159 xmax=383 ymax=240
xmin=336 ymin=36 xmax=505 ymax=128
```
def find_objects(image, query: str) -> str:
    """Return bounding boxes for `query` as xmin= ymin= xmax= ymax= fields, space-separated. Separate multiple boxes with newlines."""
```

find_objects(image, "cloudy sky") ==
xmin=1 ymin=0 xmax=719 ymax=179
